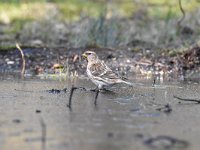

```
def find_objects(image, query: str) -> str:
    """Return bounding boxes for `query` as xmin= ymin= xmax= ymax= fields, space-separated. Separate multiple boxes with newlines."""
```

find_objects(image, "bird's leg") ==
xmin=68 ymin=84 xmax=102 ymax=109
xmin=93 ymin=85 xmax=107 ymax=105
xmin=94 ymin=88 xmax=100 ymax=105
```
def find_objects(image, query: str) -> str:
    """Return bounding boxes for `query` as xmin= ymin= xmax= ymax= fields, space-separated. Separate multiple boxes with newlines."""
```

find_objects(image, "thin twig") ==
xmin=14 ymin=89 xmax=33 ymax=92
xmin=67 ymin=86 xmax=77 ymax=110
xmin=177 ymin=0 xmax=185 ymax=28
xmin=16 ymin=43 xmax=26 ymax=77
xmin=174 ymin=95 xmax=200 ymax=103
xmin=40 ymin=117 xmax=46 ymax=150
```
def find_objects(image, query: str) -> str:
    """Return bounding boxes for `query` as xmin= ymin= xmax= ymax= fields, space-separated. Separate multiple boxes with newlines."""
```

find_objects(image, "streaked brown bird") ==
xmin=82 ymin=51 xmax=133 ymax=90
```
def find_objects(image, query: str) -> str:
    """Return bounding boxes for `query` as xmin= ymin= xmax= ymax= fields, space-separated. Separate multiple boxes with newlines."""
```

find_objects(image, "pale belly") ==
xmin=87 ymin=68 xmax=108 ymax=88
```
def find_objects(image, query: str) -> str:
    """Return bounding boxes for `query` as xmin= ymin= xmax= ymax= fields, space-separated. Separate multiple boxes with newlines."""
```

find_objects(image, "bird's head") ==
xmin=82 ymin=51 xmax=98 ymax=62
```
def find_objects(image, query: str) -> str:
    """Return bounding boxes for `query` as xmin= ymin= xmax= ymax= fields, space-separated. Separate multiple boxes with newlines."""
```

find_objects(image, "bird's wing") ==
xmin=89 ymin=61 xmax=119 ymax=80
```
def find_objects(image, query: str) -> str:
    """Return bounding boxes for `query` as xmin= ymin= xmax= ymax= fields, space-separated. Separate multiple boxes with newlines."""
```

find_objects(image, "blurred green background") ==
xmin=0 ymin=0 xmax=200 ymax=49
xmin=0 ymin=0 xmax=199 ymax=23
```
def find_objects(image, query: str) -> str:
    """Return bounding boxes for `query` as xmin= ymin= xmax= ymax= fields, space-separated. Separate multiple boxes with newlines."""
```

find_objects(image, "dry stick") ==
xmin=16 ymin=43 xmax=26 ymax=77
xmin=174 ymin=95 xmax=200 ymax=103
xmin=67 ymin=76 xmax=75 ymax=110
xmin=40 ymin=117 xmax=46 ymax=150
xmin=67 ymin=86 xmax=77 ymax=110
xmin=177 ymin=0 xmax=185 ymax=28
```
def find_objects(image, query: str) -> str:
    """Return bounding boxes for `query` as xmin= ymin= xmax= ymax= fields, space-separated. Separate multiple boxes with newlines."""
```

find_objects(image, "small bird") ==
xmin=82 ymin=51 xmax=133 ymax=90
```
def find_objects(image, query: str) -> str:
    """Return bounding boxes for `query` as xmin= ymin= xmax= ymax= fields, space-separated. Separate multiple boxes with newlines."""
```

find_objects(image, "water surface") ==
xmin=0 ymin=78 xmax=199 ymax=150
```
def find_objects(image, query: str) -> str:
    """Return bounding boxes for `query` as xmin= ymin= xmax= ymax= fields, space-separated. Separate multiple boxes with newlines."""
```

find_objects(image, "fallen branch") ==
xmin=174 ymin=95 xmax=200 ymax=103
xmin=16 ymin=43 xmax=26 ymax=77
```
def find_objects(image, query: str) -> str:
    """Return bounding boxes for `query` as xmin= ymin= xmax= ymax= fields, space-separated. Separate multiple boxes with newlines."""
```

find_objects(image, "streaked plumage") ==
xmin=82 ymin=51 xmax=132 ymax=89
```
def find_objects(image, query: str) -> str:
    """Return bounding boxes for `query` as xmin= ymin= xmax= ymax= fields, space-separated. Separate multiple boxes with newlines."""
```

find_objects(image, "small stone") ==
xmin=7 ymin=61 xmax=15 ymax=65
xmin=35 ymin=110 xmax=41 ymax=113
xmin=107 ymin=132 xmax=114 ymax=138
xmin=13 ymin=119 xmax=21 ymax=123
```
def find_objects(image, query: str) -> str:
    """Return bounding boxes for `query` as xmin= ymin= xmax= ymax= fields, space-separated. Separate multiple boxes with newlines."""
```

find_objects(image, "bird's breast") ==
xmin=86 ymin=67 xmax=93 ymax=78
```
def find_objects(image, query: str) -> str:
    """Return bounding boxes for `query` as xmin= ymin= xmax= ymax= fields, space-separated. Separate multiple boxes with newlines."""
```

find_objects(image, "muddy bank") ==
xmin=0 ymin=46 xmax=174 ymax=78
xmin=1 ymin=45 xmax=200 ymax=82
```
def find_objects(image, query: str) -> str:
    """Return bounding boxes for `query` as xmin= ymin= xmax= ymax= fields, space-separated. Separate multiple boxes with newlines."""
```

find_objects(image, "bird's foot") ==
xmin=90 ymin=87 xmax=99 ymax=92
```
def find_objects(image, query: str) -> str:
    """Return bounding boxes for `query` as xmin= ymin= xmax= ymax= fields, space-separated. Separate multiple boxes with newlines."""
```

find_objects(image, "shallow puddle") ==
xmin=0 ymin=77 xmax=199 ymax=150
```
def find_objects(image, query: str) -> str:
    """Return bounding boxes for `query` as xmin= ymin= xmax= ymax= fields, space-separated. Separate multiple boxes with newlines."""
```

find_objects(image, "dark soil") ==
xmin=0 ymin=44 xmax=200 ymax=81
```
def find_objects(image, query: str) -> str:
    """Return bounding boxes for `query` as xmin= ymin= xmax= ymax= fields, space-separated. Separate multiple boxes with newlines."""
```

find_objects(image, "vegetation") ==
xmin=0 ymin=0 xmax=200 ymax=49
xmin=0 ymin=0 xmax=199 ymax=24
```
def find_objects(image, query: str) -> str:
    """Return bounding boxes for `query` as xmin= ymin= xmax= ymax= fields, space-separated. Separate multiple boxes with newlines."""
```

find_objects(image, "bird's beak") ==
xmin=82 ymin=53 xmax=87 ymax=59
